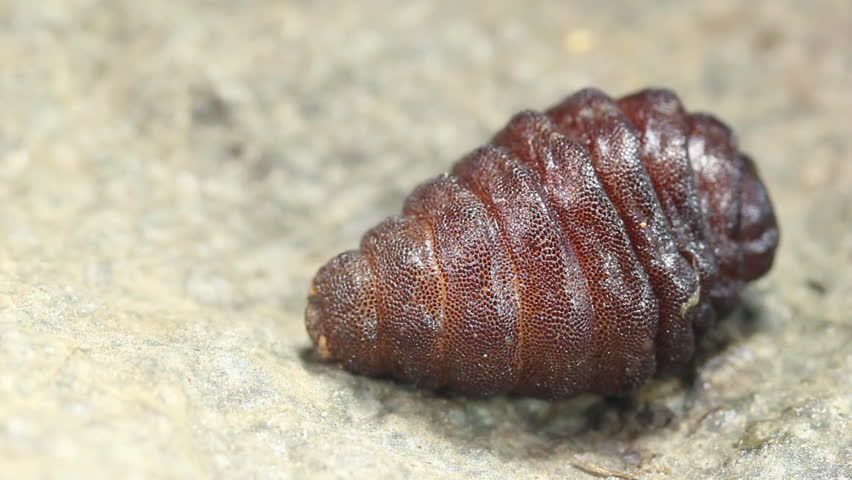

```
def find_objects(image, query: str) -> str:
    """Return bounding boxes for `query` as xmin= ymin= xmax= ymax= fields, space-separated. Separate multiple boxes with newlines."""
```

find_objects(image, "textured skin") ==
xmin=305 ymin=88 xmax=779 ymax=398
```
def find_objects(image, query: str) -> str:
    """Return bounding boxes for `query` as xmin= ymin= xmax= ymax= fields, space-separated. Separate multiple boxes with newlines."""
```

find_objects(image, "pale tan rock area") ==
xmin=0 ymin=1 xmax=850 ymax=479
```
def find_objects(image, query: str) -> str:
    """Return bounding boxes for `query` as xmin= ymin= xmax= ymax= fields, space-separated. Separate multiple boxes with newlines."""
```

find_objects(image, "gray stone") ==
xmin=0 ymin=1 xmax=849 ymax=478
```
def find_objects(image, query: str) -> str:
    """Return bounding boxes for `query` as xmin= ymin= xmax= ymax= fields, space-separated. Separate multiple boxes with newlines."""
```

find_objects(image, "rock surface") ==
xmin=0 ymin=1 xmax=850 ymax=479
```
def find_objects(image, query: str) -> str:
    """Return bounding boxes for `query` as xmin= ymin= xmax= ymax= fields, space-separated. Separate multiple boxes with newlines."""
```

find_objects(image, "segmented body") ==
xmin=305 ymin=88 xmax=779 ymax=398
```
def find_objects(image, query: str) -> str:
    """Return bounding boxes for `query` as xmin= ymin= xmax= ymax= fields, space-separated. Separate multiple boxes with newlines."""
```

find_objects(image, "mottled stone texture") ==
xmin=0 ymin=1 xmax=849 ymax=479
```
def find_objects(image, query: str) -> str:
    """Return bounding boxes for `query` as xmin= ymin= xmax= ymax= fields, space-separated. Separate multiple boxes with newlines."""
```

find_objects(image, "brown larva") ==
xmin=305 ymin=88 xmax=779 ymax=399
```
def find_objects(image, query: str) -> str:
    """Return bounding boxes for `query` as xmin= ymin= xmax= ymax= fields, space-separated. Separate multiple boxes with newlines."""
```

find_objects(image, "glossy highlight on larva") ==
xmin=305 ymin=88 xmax=779 ymax=399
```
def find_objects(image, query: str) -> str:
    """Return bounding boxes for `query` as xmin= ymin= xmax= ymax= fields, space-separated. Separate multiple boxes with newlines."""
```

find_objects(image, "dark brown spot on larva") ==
xmin=305 ymin=87 xmax=779 ymax=399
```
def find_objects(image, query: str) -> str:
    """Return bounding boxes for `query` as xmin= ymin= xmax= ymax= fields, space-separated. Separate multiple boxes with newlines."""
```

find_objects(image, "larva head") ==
xmin=685 ymin=113 xmax=780 ymax=314
xmin=304 ymin=250 xmax=385 ymax=376
xmin=738 ymin=154 xmax=779 ymax=281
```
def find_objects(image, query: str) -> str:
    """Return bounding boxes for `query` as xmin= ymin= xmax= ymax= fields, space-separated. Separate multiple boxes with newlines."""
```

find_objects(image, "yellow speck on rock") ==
xmin=562 ymin=28 xmax=595 ymax=55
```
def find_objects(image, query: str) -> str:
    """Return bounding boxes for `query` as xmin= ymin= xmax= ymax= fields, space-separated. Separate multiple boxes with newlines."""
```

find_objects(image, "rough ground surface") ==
xmin=0 ymin=1 xmax=850 ymax=479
